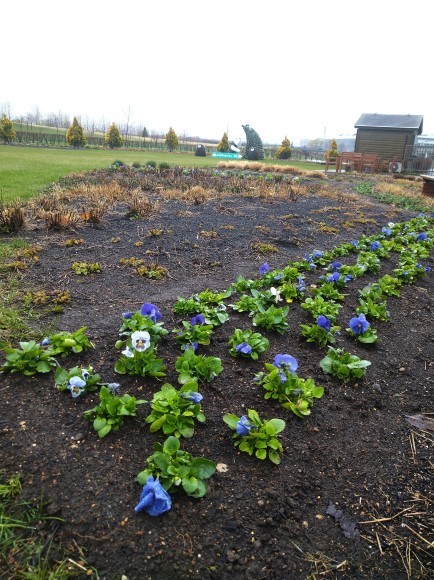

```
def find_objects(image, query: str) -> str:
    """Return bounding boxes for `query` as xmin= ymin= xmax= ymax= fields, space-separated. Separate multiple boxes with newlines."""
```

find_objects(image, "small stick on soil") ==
xmin=402 ymin=523 xmax=434 ymax=548
xmin=358 ymin=507 xmax=412 ymax=524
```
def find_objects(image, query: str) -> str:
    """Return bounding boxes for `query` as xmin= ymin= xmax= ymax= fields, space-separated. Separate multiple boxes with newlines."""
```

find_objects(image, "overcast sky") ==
xmin=2 ymin=0 xmax=433 ymax=145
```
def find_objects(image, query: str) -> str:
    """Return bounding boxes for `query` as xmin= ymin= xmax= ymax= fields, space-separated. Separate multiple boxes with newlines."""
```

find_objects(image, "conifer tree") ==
xmin=105 ymin=123 xmax=123 ymax=149
xmin=142 ymin=126 xmax=149 ymax=138
xmin=165 ymin=127 xmax=179 ymax=152
xmin=0 ymin=114 xmax=16 ymax=143
xmin=217 ymin=132 xmax=229 ymax=152
xmin=275 ymin=136 xmax=292 ymax=160
xmin=326 ymin=138 xmax=339 ymax=159
xmin=65 ymin=116 xmax=86 ymax=147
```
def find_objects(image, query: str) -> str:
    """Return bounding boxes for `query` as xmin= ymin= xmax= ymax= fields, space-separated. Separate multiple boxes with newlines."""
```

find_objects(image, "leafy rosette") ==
xmin=137 ymin=436 xmax=216 ymax=498
xmin=223 ymin=409 xmax=286 ymax=464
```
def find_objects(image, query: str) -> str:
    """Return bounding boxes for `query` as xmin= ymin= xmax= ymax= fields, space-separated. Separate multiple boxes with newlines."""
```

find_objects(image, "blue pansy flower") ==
xmin=236 ymin=342 xmax=253 ymax=355
xmin=181 ymin=391 xmax=203 ymax=404
xmin=349 ymin=313 xmax=370 ymax=335
xmin=41 ymin=337 xmax=50 ymax=346
xmin=417 ymin=232 xmax=427 ymax=241
xmin=370 ymin=241 xmax=381 ymax=251
xmin=345 ymin=274 xmax=353 ymax=283
xmin=122 ymin=312 xmax=132 ymax=319
xmin=425 ymin=266 xmax=431 ymax=273
xmin=317 ymin=315 xmax=331 ymax=332
xmin=236 ymin=416 xmax=253 ymax=436
xmin=351 ymin=240 xmax=359 ymax=247
xmin=330 ymin=261 xmax=342 ymax=272
xmin=107 ymin=383 xmax=121 ymax=394
xmin=182 ymin=341 xmax=199 ymax=352
xmin=296 ymin=277 xmax=306 ymax=292
xmin=327 ymin=272 xmax=340 ymax=284
xmin=382 ymin=227 xmax=392 ymax=236
xmin=312 ymin=250 xmax=323 ymax=259
xmin=190 ymin=314 xmax=205 ymax=326
xmin=140 ymin=303 xmax=162 ymax=322
xmin=135 ymin=477 xmax=172 ymax=516
xmin=274 ymin=273 xmax=283 ymax=281
xmin=259 ymin=262 xmax=270 ymax=276
xmin=273 ymin=354 xmax=298 ymax=379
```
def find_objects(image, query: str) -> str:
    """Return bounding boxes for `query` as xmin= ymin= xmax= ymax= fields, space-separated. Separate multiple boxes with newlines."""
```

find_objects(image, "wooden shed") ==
xmin=354 ymin=113 xmax=423 ymax=165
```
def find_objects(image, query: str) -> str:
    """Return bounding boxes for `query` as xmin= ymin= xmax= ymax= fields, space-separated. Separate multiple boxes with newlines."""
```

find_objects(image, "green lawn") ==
xmin=0 ymin=145 xmax=323 ymax=202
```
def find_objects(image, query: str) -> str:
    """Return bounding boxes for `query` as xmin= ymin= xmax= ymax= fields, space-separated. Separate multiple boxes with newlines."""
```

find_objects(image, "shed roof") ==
xmin=355 ymin=113 xmax=423 ymax=133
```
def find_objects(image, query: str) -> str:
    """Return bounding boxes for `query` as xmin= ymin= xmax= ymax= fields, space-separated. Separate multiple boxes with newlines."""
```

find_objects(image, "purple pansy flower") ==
xmin=330 ymin=262 xmax=342 ymax=272
xmin=417 ymin=232 xmax=427 ymax=241
xmin=312 ymin=250 xmax=323 ymax=259
xmin=236 ymin=416 xmax=253 ymax=436
xmin=382 ymin=227 xmax=392 ymax=236
xmin=135 ymin=477 xmax=172 ymax=516
xmin=190 ymin=314 xmax=205 ymax=326
xmin=107 ymin=383 xmax=121 ymax=394
xmin=122 ymin=311 xmax=132 ymax=319
xmin=140 ymin=303 xmax=162 ymax=322
xmin=317 ymin=315 xmax=331 ymax=332
xmin=327 ymin=272 xmax=340 ymax=284
xmin=273 ymin=354 xmax=298 ymax=374
xmin=349 ymin=313 xmax=370 ymax=335
xmin=259 ymin=262 xmax=270 ymax=276
xmin=236 ymin=342 xmax=253 ymax=355
xmin=182 ymin=341 xmax=199 ymax=352
xmin=370 ymin=241 xmax=381 ymax=251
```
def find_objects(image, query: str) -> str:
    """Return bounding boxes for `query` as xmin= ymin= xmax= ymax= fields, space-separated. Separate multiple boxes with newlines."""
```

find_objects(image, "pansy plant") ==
xmin=1 ymin=340 xmax=57 ymax=376
xmin=255 ymin=355 xmax=324 ymax=418
xmin=42 ymin=326 xmax=93 ymax=357
xmin=175 ymin=348 xmax=223 ymax=384
xmin=319 ymin=347 xmax=371 ymax=382
xmin=136 ymin=436 xmax=216 ymax=498
xmin=54 ymin=365 xmax=104 ymax=396
xmin=252 ymin=304 xmax=289 ymax=334
xmin=83 ymin=386 xmax=146 ymax=438
xmin=223 ymin=409 xmax=286 ymax=464
xmin=301 ymin=295 xmax=342 ymax=323
xmin=114 ymin=330 xmax=166 ymax=378
xmin=300 ymin=315 xmax=340 ymax=348
xmin=174 ymin=314 xmax=214 ymax=349
xmin=145 ymin=382 xmax=205 ymax=439
xmin=228 ymin=328 xmax=269 ymax=360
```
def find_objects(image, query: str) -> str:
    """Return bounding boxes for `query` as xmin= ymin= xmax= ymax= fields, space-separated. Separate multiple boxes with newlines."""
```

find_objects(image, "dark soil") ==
xmin=1 ymin=169 xmax=433 ymax=579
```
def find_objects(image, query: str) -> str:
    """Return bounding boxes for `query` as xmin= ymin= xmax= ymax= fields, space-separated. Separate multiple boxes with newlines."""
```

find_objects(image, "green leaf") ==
xmin=93 ymin=417 xmax=107 ymax=432
xmin=163 ymin=436 xmax=180 ymax=455
xmin=182 ymin=477 xmax=198 ymax=494
xmin=190 ymin=458 xmax=216 ymax=479
xmin=97 ymin=423 xmax=112 ymax=438
xmin=268 ymin=450 xmax=281 ymax=465
xmin=266 ymin=418 xmax=286 ymax=434
xmin=149 ymin=414 xmax=167 ymax=432
xmin=35 ymin=360 xmax=53 ymax=373
xmin=255 ymin=449 xmax=267 ymax=460
xmin=223 ymin=414 xmax=239 ymax=429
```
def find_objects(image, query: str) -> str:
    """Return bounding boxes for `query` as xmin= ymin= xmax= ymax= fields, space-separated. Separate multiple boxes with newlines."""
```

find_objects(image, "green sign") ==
xmin=212 ymin=152 xmax=242 ymax=159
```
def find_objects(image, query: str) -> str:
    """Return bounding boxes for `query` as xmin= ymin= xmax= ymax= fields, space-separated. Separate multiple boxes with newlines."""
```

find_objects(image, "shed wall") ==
xmin=354 ymin=129 xmax=418 ymax=162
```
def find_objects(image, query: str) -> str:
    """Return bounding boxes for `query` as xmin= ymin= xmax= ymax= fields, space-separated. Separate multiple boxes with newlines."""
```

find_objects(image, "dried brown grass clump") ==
xmin=126 ymin=191 xmax=159 ymax=218
xmin=68 ymin=181 xmax=127 ymax=204
xmin=0 ymin=199 xmax=26 ymax=232
xmin=375 ymin=177 xmax=434 ymax=209
xmin=42 ymin=209 xmax=82 ymax=230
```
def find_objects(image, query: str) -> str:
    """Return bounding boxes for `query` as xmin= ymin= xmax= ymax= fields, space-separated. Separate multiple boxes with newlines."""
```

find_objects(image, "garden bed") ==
xmin=1 ymin=168 xmax=433 ymax=578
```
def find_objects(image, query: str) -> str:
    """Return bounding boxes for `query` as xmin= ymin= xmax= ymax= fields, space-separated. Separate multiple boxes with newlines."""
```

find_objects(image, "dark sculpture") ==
xmin=242 ymin=124 xmax=264 ymax=160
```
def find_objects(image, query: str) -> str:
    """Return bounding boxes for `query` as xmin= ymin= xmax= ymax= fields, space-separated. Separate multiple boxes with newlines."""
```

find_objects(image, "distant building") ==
xmin=354 ymin=113 xmax=423 ymax=163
